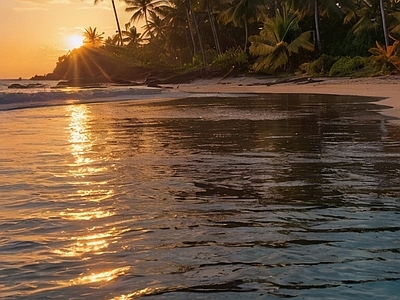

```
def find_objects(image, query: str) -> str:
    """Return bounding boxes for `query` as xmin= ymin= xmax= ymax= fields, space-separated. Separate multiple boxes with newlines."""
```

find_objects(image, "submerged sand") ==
xmin=172 ymin=75 xmax=400 ymax=124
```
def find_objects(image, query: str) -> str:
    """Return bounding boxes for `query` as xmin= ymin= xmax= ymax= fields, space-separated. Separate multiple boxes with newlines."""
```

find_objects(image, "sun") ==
xmin=66 ymin=34 xmax=84 ymax=50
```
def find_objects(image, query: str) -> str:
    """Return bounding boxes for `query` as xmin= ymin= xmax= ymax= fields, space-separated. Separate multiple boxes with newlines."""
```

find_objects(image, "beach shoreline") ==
xmin=1 ymin=75 xmax=399 ymax=124
xmin=168 ymin=75 xmax=400 ymax=124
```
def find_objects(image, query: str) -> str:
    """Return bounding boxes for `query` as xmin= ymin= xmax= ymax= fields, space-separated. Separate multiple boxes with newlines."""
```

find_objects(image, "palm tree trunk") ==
xmin=185 ymin=5 xmax=197 ymax=53
xmin=111 ymin=0 xmax=123 ymax=46
xmin=314 ymin=0 xmax=322 ymax=54
xmin=379 ymin=0 xmax=389 ymax=49
xmin=188 ymin=0 xmax=207 ymax=66
xmin=207 ymin=3 xmax=222 ymax=55
xmin=244 ymin=14 xmax=249 ymax=52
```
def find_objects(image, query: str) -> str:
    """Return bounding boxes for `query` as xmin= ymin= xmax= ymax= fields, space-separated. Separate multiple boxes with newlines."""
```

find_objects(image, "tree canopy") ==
xmin=70 ymin=0 xmax=400 ymax=77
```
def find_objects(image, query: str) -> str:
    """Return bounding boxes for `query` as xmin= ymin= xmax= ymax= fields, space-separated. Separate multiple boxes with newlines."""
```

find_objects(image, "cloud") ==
xmin=13 ymin=0 xmax=61 ymax=11
xmin=58 ymin=26 xmax=85 ymax=35
xmin=13 ymin=0 xmax=100 ymax=11
xmin=15 ymin=0 xmax=80 ymax=4
xmin=13 ymin=7 xmax=47 ymax=11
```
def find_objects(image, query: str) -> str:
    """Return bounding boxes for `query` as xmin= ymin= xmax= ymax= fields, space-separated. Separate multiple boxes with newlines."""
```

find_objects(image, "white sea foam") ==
xmin=0 ymin=79 xmax=164 ymax=110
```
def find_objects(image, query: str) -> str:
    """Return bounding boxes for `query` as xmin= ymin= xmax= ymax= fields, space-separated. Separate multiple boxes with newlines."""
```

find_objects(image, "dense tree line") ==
xmin=84 ymin=0 xmax=400 ymax=76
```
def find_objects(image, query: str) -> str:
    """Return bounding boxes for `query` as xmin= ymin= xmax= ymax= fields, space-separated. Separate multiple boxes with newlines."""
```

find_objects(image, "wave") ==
xmin=0 ymin=80 xmax=164 ymax=111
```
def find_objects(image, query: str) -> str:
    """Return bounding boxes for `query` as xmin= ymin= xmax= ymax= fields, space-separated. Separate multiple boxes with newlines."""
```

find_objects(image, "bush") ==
xmin=212 ymin=47 xmax=249 ymax=70
xmin=369 ymin=40 xmax=400 ymax=74
xmin=305 ymin=54 xmax=339 ymax=75
xmin=328 ymin=56 xmax=370 ymax=76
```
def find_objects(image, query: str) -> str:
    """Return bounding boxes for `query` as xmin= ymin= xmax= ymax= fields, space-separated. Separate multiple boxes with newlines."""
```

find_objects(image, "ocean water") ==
xmin=0 ymin=81 xmax=400 ymax=299
xmin=0 ymin=79 xmax=163 ymax=111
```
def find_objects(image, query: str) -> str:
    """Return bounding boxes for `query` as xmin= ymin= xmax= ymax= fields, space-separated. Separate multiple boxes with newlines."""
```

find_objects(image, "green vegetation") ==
xmin=55 ymin=0 xmax=400 ymax=81
xmin=328 ymin=56 xmax=371 ymax=77
xmin=249 ymin=6 xmax=314 ymax=74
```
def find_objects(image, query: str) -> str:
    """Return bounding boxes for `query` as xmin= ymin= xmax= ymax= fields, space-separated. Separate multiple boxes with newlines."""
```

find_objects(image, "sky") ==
xmin=0 ymin=0 xmax=137 ymax=79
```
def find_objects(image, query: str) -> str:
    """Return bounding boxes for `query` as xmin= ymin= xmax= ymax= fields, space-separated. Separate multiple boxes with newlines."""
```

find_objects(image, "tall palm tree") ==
xmin=249 ymin=6 xmax=314 ymax=73
xmin=162 ymin=1 xmax=196 ymax=57
xmin=166 ymin=0 xmax=207 ymax=65
xmin=196 ymin=0 xmax=222 ymax=54
xmin=83 ymin=27 xmax=105 ymax=46
xmin=187 ymin=0 xmax=207 ymax=65
xmin=219 ymin=0 xmax=267 ymax=51
xmin=124 ymin=0 xmax=170 ymax=37
xmin=94 ymin=0 xmax=123 ymax=46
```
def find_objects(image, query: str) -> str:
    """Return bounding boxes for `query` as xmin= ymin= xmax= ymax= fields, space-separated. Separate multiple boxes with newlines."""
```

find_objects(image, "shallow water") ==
xmin=0 ymin=94 xmax=399 ymax=299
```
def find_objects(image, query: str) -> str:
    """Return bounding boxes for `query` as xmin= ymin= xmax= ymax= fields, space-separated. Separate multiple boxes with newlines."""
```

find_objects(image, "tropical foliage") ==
xmin=83 ymin=27 xmax=104 ymax=46
xmin=369 ymin=38 xmax=400 ymax=72
xmin=249 ymin=6 xmax=314 ymax=73
xmin=77 ymin=0 xmax=400 ymax=76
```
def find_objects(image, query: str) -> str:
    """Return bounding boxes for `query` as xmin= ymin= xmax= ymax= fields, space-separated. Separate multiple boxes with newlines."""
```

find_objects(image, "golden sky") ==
xmin=0 ymin=0 xmax=135 ymax=79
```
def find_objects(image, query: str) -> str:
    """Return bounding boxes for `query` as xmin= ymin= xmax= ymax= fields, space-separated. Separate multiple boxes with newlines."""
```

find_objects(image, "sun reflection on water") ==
xmin=54 ymin=104 xmax=121 ymax=262
xmin=54 ymin=227 xmax=129 ymax=257
xmin=71 ymin=266 xmax=130 ymax=285
xmin=60 ymin=208 xmax=114 ymax=220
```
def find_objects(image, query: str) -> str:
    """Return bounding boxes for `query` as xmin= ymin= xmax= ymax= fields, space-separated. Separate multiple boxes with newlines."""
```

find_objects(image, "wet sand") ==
xmin=1 ymin=76 xmax=399 ymax=122
xmin=171 ymin=75 xmax=400 ymax=123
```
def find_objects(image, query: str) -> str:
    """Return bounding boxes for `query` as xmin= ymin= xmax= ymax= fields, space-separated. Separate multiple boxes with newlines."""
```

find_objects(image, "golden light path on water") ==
xmin=54 ymin=104 xmax=129 ymax=286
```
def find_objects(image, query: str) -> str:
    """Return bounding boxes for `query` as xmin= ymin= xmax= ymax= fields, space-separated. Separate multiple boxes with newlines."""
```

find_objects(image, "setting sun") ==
xmin=66 ymin=34 xmax=84 ymax=50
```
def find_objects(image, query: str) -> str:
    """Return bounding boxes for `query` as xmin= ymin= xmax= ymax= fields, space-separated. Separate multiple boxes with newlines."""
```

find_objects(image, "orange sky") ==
xmin=0 ymin=0 xmax=136 ymax=79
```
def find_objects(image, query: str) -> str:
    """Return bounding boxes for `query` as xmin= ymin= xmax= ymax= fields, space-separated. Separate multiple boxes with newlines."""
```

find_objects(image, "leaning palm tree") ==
xmin=249 ymin=6 xmax=315 ymax=74
xmin=83 ymin=27 xmax=105 ymax=46
xmin=94 ymin=0 xmax=123 ymax=46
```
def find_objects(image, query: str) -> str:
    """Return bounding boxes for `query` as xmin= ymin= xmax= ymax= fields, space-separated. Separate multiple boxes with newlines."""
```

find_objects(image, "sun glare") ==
xmin=66 ymin=34 xmax=84 ymax=50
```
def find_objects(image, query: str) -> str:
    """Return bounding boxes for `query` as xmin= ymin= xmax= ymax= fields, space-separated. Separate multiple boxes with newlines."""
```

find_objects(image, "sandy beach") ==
xmin=1 ymin=76 xmax=399 ymax=123
xmin=173 ymin=75 xmax=400 ymax=123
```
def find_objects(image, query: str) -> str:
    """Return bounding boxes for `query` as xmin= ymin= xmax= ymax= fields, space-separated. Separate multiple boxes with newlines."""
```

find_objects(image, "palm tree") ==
xmin=249 ymin=6 xmax=315 ymax=73
xmin=162 ymin=1 xmax=196 ymax=58
xmin=83 ymin=27 xmax=104 ymax=46
xmin=94 ymin=0 xmax=123 ymax=46
xmin=285 ymin=0 xmax=352 ymax=53
xmin=104 ymin=34 xmax=120 ymax=46
xmin=187 ymin=0 xmax=207 ymax=65
xmin=124 ymin=0 xmax=170 ymax=37
xmin=165 ymin=0 xmax=207 ymax=65
xmin=219 ymin=0 xmax=267 ymax=51
xmin=141 ymin=10 xmax=166 ymax=39
xmin=122 ymin=25 xmax=143 ymax=47
xmin=195 ymin=0 xmax=223 ymax=54
xmin=349 ymin=0 xmax=383 ymax=35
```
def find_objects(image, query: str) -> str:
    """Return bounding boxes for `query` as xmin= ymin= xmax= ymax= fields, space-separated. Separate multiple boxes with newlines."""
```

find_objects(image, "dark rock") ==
xmin=8 ymin=83 xmax=44 ymax=89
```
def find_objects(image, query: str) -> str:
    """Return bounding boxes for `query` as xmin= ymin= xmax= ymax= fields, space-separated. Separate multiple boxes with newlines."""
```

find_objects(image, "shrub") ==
xmin=305 ymin=54 xmax=339 ymax=75
xmin=369 ymin=40 xmax=400 ymax=74
xmin=212 ymin=47 xmax=249 ymax=70
xmin=328 ymin=56 xmax=370 ymax=76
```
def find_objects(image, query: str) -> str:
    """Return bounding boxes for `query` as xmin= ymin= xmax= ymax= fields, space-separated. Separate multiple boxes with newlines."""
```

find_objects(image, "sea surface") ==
xmin=0 ymin=80 xmax=400 ymax=299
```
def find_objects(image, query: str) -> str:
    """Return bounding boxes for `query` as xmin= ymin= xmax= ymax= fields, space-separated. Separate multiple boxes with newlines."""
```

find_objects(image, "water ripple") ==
xmin=0 ymin=94 xmax=399 ymax=299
